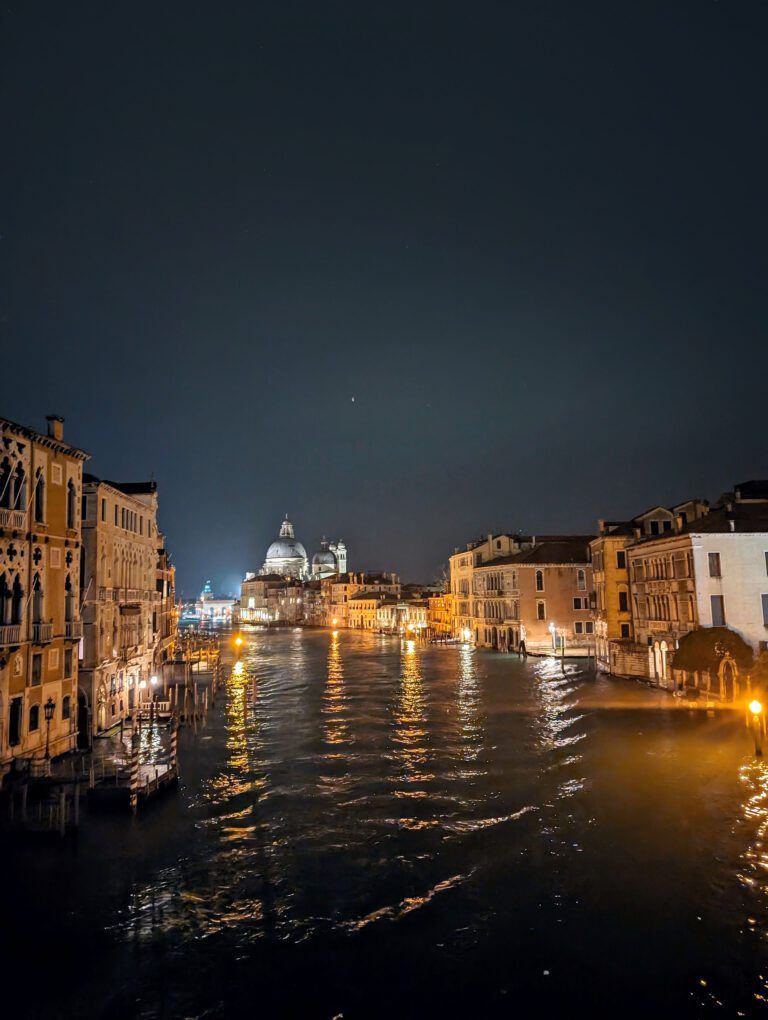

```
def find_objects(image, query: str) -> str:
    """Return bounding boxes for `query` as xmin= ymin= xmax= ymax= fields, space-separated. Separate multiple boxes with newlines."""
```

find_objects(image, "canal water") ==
xmin=5 ymin=628 xmax=768 ymax=1018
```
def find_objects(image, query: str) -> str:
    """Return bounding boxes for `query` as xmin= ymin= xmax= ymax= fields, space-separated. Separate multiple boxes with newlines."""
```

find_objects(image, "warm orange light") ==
xmin=750 ymin=700 xmax=763 ymax=715
xmin=234 ymin=634 xmax=243 ymax=647
xmin=332 ymin=617 xmax=338 ymax=626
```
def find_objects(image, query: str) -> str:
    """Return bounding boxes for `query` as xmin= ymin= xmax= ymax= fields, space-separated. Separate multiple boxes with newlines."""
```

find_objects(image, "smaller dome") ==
xmin=312 ymin=549 xmax=336 ymax=567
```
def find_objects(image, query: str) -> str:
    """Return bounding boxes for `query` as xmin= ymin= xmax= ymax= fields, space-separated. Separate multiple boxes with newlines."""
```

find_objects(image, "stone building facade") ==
xmin=79 ymin=476 xmax=165 ymax=738
xmin=0 ymin=415 xmax=88 ymax=773
xmin=591 ymin=500 xmax=708 ymax=671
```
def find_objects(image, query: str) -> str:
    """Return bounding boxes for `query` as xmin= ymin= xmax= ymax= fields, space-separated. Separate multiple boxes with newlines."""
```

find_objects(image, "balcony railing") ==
xmin=65 ymin=620 xmax=83 ymax=639
xmin=0 ymin=623 xmax=22 ymax=645
xmin=31 ymin=622 xmax=53 ymax=643
xmin=0 ymin=508 xmax=26 ymax=530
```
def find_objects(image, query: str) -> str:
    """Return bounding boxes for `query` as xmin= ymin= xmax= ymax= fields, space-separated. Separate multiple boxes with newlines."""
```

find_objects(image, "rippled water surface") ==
xmin=7 ymin=629 xmax=768 ymax=1018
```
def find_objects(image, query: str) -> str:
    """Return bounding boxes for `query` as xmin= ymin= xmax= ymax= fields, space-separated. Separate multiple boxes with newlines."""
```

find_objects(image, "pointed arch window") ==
xmin=12 ymin=464 xmax=26 ymax=510
xmin=32 ymin=573 xmax=44 ymax=624
xmin=11 ymin=575 xmax=23 ymax=625
xmin=66 ymin=479 xmax=76 ymax=529
xmin=34 ymin=469 xmax=45 ymax=523
xmin=0 ymin=572 xmax=9 ymax=625
xmin=64 ymin=575 xmax=75 ymax=623
xmin=0 ymin=458 xmax=11 ymax=509
xmin=535 ymin=570 xmax=544 ymax=592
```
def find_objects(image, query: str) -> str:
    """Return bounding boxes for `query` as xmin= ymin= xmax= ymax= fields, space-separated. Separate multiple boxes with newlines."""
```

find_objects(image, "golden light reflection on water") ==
xmin=323 ymin=630 xmax=349 ymax=749
xmin=457 ymin=643 xmax=482 ymax=764
xmin=393 ymin=638 xmax=433 ymax=785
xmin=738 ymin=758 xmax=768 ymax=895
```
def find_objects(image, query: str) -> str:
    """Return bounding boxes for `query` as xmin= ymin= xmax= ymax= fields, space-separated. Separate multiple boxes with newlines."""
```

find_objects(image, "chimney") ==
xmin=729 ymin=518 xmax=736 ymax=533
xmin=46 ymin=415 xmax=64 ymax=441
xmin=674 ymin=514 xmax=684 ymax=532
xmin=598 ymin=519 xmax=606 ymax=535
xmin=531 ymin=535 xmax=536 ymax=546
xmin=633 ymin=527 xmax=642 ymax=539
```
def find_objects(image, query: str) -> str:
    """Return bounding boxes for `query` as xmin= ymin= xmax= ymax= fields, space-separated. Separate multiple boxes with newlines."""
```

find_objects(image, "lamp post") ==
xmin=549 ymin=622 xmax=557 ymax=652
xmin=43 ymin=696 xmax=55 ymax=761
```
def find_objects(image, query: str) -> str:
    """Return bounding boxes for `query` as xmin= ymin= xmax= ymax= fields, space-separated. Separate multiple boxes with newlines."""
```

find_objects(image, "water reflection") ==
xmin=392 ymin=638 xmax=433 ymax=788
xmin=323 ymin=630 xmax=349 ymax=749
xmin=456 ymin=643 xmax=483 ymax=765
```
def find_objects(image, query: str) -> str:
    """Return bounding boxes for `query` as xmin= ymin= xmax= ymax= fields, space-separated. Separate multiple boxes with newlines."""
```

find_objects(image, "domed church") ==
xmin=311 ymin=537 xmax=347 ymax=579
xmin=262 ymin=516 xmax=309 ymax=578
xmin=261 ymin=516 xmax=347 ymax=580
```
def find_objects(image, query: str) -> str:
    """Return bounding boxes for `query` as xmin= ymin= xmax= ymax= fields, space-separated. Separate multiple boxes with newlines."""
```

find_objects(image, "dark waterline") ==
xmin=5 ymin=629 xmax=768 ymax=1018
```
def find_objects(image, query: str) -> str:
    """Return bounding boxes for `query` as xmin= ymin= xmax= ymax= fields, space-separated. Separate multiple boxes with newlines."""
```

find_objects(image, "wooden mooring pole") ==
xmin=130 ymin=730 xmax=140 ymax=813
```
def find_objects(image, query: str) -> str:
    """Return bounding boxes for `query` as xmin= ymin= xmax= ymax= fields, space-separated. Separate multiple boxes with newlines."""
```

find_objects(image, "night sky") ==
xmin=2 ymin=2 xmax=767 ymax=596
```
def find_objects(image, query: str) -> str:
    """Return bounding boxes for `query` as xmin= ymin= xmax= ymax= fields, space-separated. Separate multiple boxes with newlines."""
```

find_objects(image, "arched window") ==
xmin=66 ymin=479 xmax=76 ymax=529
xmin=576 ymin=569 xmax=586 ymax=591
xmin=64 ymin=575 xmax=74 ymax=622
xmin=34 ymin=469 xmax=45 ymax=523
xmin=0 ymin=573 xmax=9 ymax=625
xmin=62 ymin=696 xmax=71 ymax=720
xmin=0 ymin=458 xmax=11 ymax=509
xmin=12 ymin=464 xmax=26 ymax=510
xmin=11 ymin=575 xmax=23 ymax=625
xmin=32 ymin=573 xmax=43 ymax=623
xmin=535 ymin=570 xmax=544 ymax=592
xmin=29 ymin=704 xmax=40 ymax=732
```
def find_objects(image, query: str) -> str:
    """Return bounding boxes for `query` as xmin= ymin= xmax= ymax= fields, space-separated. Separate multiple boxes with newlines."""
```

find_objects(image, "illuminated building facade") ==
xmin=0 ymin=415 xmax=88 ymax=774
xmin=80 ymin=476 xmax=167 ymax=739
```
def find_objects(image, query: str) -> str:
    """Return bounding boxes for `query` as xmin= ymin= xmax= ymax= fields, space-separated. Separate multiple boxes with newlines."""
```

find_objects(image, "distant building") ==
xmin=427 ymin=593 xmax=454 ymax=641
xmin=450 ymin=533 xmax=594 ymax=655
xmin=261 ymin=515 xmax=347 ymax=582
xmin=323 ymin=572 xmax=400 ymax=628
xmin=196 ymin=580 xmax=235 ymax=622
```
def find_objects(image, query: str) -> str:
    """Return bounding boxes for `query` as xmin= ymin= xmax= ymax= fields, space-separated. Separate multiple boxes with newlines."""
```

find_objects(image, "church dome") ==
xmin=261 ymin=515 xmax=309 ymax=579
xmin=267 ymin=538 xmax=308 ymax=562
xmin=312 ymin=548 xmax=336 ymax=567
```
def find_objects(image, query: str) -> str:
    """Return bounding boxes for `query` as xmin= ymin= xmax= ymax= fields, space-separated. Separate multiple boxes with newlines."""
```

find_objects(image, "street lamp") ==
xmin=43 ymin=697 xmax=55 ymax=761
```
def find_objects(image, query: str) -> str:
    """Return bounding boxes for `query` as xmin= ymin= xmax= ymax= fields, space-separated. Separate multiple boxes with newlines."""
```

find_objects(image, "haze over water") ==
xmin=6 ymin=629 xmax=768 ymax=1017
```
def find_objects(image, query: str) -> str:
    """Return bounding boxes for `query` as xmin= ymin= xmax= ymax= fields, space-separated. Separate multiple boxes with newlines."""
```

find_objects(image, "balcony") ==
xmin=65 ymin=620 xmax=83 ymax=639
xmin=0 ymin=623 xmax=22 ymax=645
xmin=31 ymin=622 xmax=53 ymax=643
xmin=0 ymin=508 xmax=26 ymax=530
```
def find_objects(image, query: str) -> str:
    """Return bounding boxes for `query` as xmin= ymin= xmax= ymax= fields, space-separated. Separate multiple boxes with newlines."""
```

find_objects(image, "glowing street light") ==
xmin=332 ymin=617 xmax=338 ymax=627
xmin=749 ymin=699 xmax=765 ymax=755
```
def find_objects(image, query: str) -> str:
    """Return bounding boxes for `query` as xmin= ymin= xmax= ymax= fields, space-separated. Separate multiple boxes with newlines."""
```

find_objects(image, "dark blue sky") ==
xmin=2 ymin=2 xmax=767 ymax=596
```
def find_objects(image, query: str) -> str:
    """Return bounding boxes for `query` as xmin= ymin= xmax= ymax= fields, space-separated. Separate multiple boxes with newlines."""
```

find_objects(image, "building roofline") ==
xmin=1 ymin=416 xmax=90 ymax=461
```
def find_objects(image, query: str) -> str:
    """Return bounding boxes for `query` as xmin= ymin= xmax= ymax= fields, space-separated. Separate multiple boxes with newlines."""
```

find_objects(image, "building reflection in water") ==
xmin=393 ymin=639 xmax=433 ymax=788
